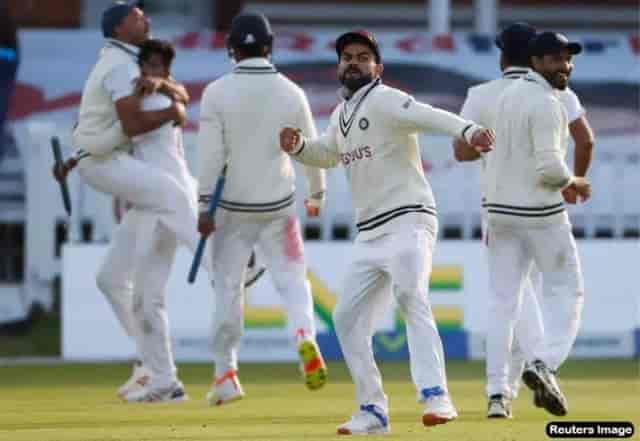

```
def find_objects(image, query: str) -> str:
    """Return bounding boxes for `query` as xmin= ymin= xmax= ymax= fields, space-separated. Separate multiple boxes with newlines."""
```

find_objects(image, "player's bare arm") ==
xmin=115 ymin=93 xmax=185 ymax=136
xmin=563 ymin=117 xmax=594 ymax=204
xmin=162 ymin=78 xmax=190 ymax=104
xmin=571 ymin=116 xmax=595 ymax=178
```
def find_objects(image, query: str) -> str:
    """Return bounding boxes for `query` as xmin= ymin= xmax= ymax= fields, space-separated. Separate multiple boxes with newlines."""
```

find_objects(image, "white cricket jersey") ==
xmin=291 ymin=78 xmax=479 ymax=241
xmin=132 ymin=93 xmax=195 ymax=194
xmin=197 ymin=57 xmax=325 ymax=217
xmin=485 ymin=71 xmax=573 ymax=229
xmin=460 ymin=66 xmax=585 ymax=205
xmin=73 ymin=39 xmax=139 ymax=159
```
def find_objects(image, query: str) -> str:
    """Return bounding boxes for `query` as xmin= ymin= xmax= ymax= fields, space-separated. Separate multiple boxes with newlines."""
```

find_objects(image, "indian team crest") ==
xmin=359 ymin=117 xmax=369 ymax=130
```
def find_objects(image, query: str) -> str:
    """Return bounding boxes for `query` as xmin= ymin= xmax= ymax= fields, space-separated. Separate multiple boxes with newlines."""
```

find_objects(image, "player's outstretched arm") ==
xmin=280 ymin=127 xmax=341 ymax=169
xmin=376 ymin=90 xmax=493 ymax=151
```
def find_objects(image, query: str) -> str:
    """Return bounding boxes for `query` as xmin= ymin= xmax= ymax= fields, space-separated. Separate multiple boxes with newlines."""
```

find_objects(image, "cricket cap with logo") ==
xmin=227 ymin=12 xmax=274 ymax=49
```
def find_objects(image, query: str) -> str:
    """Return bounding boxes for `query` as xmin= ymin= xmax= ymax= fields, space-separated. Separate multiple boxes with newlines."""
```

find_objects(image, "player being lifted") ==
xmin=53 ymin=2 xmax=266 ymax=399
xmin=196 ymin=13 xmax=328 ymax=406
xmin=55 ymin=1 xmax=192 ymax=400
xmin=280 ymin=30 xmax=494 ymax=435
xmin=453 ymin=23 xmax=595 ymax=418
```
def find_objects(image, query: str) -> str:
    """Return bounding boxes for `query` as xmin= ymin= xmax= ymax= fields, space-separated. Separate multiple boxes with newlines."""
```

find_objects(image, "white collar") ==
xmin=105 ymin=38 xmax=139 ymax=57
xmin=502 ymin=66 xmax=530 ymax=78
xmin=233 ymin=57 xmax=277 ymax=72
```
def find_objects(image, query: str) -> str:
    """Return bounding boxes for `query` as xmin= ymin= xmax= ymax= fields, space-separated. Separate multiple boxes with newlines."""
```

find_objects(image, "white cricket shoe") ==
xmin=117 ymin=361 xmax=152 ymax=399
xmin=487 ymin=394 xmax=513 ymax=419
xmin=206 ymin=369 xmax=245 ymax=406
xmin=123 ymin=380 xmax=188 ymax=403
xmin=337 ymin=405 xmax=390 ymax=435
xmin=422 ymin=391 xmax=458 ymax=426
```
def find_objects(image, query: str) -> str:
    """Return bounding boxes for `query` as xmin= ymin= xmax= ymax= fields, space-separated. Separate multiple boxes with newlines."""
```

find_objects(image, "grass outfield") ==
xmin=0 ymin=359 xmax=637 ymax=441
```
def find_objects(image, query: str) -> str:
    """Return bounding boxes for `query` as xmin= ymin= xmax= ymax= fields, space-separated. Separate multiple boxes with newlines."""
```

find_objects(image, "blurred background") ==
xmin=0 ymin=1 xmax=638 ymax=365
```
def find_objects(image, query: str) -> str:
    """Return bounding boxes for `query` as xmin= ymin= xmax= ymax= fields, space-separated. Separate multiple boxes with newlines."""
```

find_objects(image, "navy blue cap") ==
xmin=529 ymin=32 xmax=582 ymax=57
xmin=227 ymin=13 xmax=273 ymax=49
xmin=101 ymin=1 xmax=142 ymax=38
xmin=495 ymin=22 xmax=537 ymax=61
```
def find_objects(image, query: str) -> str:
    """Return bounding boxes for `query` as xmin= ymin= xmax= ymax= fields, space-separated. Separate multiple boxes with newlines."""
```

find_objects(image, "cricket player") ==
xmin=118 ymin=38 xmax=202 ymax=402
xmin=280 ymin=30 xmax=494 ymax=435
xmin=452 ymin=23 xmax=595 ymax=418
xmin=196 ymin=13 xmax=328 ymax=407
xmin=65 ymin=1 xmax=197 ymax=399
xmin=484 ymin=32 xmax=591 ymax=417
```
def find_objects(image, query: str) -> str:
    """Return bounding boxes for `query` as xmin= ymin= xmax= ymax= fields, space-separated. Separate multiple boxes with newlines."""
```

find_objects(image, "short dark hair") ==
xmin=503 ymin=51 xmax=531 ymax=68
xmin=233 ymin=43 xmax=269 ymax=59
xmin=138 ymin=39 xmax=175 ymax=68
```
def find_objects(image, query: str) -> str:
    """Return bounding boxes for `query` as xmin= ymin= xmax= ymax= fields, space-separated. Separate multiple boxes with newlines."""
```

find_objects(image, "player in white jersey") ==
xmin=482 ymin=32 xmax=592 ymax=417
xmin=280 ymin=30 xmax=494 ymax=435
xmin=58 ymin=2 xmax=212 ymax=400
xmin=452 ymin=23 xmax=595 ymax=418
xmin=63 ymin=2 xmax=187 ymax=398
xmin=196 ymin=13 xmax=328 ymax=406
xmin=117 ymin=38 xmax=202 ymax=402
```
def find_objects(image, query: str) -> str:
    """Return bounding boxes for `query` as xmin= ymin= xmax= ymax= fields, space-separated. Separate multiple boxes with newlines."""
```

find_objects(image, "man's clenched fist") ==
xmin=280 ymin=127 xmax=301 ymax=153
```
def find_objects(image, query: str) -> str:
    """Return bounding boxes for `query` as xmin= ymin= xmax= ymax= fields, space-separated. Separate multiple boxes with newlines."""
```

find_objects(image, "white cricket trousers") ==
xmin=131 ymin=212 xmax=179 ymax=388
xmin=208 ymin=209 xmax=316 ymax=377
xmin=486 ymin=222 xmax=584 ymax=397
xmin=507 ymin=265 xmax=545 ymax=397
xmin=97 ymin=209 xmax=180 ymax=387
xmin=79 ymin=153 xmax=208 ymax=369
xmin=333 ymin=228 xmax=448 ymax=415
xmin=482 ymin=218 xmax=545 ymax=397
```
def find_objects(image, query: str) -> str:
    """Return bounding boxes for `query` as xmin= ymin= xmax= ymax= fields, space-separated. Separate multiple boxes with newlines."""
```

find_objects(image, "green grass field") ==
xmin=0 ymin=360 xmax=637 ymax=441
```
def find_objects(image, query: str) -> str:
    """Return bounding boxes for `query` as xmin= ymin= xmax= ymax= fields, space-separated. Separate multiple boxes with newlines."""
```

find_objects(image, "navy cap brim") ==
xmin=567 ymin=42 xmax=582 ymax=55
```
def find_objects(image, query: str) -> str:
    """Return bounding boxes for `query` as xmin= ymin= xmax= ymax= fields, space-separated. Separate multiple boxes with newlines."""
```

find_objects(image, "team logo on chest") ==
xmin=358 ymin=117 xmax=369 ymax=130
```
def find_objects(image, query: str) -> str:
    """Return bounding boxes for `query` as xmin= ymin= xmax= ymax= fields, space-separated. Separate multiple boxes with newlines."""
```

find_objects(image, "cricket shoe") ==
xmin=487 ymin=394 xmax=513 ymax=419
xmin=337 ymin=404 xmax=390 ymax=435
xmin=206 ymin=369 xmax=245 ymax=406
xmin=522 ymin=360 xmax=568 ymax=416
xmin=296 ymin=332 xmax=327 ymax=390
xmin=421 ymin=388 xmax=458 ymax=426
xmin=117 ymin=361 xmax=152 ymax=399
xmin=533 ymin=388 xmax=545 ymax=408
xmin=123 ymin=380 xmax=188 ymax=403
